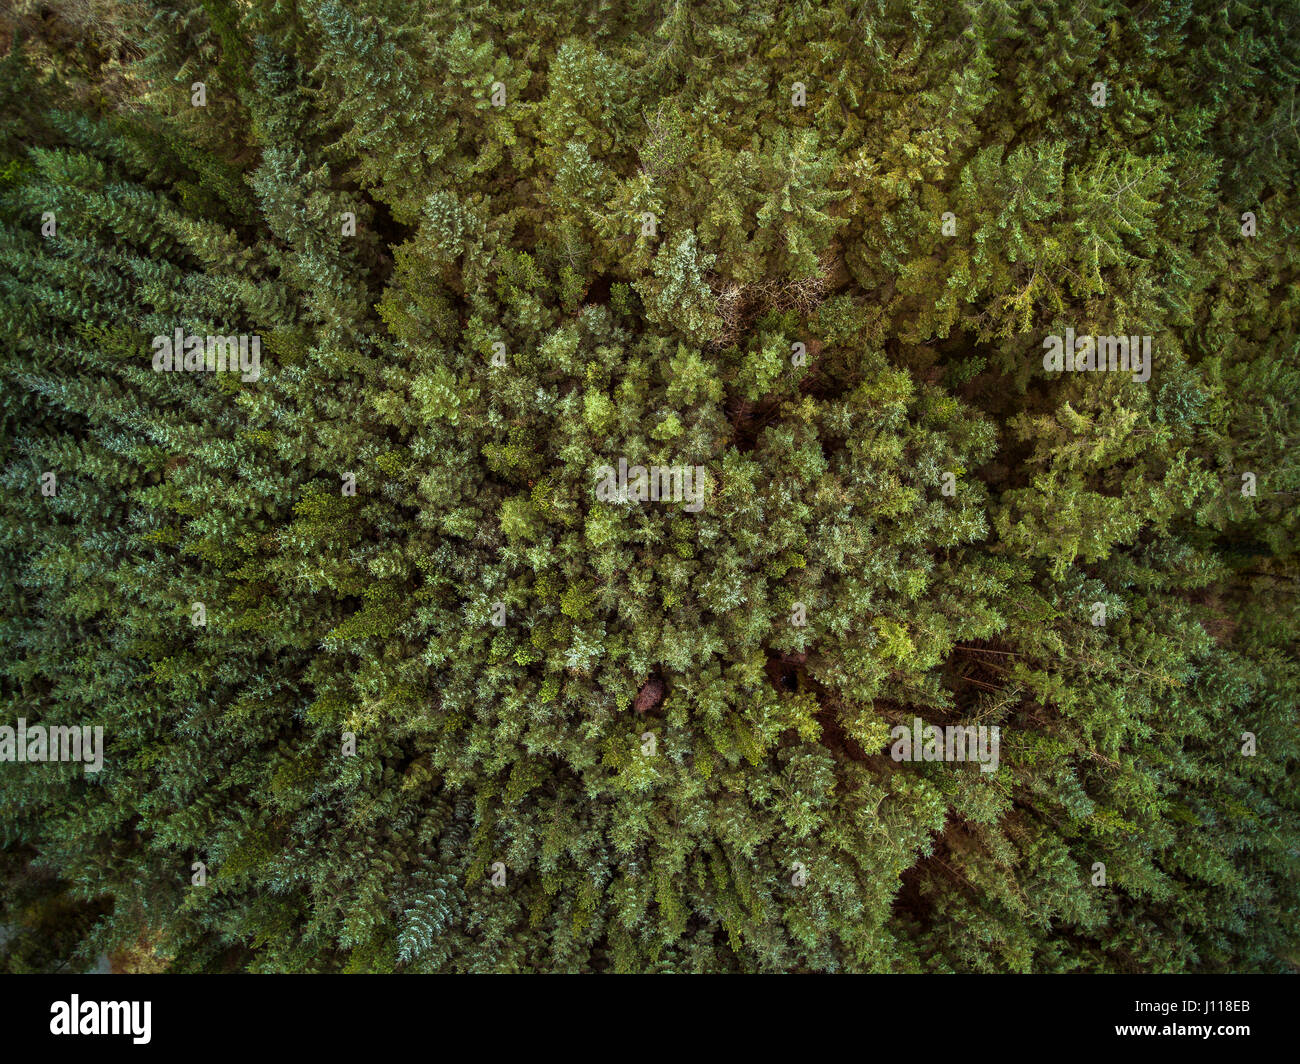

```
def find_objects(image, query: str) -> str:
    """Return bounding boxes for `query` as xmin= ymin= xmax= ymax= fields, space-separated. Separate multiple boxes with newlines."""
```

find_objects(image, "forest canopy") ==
xmin=0 ymin=0 xmax=1296 ymax=973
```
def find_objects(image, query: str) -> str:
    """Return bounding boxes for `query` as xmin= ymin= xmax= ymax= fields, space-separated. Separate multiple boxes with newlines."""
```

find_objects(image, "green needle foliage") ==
xmin=0 ymin=0 xmax=1296 ymax=973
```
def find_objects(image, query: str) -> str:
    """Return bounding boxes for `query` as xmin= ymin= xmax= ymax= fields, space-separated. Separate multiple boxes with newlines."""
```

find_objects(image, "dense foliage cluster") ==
xmin=1 ymin=0 xmax=1296 ymax=973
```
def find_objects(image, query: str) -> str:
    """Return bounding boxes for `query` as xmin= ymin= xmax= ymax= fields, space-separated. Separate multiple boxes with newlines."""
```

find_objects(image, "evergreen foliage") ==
xmin=0 ymin=0 xmax=1296 ymax=973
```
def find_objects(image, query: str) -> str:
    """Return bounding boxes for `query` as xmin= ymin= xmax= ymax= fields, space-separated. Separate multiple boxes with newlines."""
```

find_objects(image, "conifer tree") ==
xmin=1 ymin=0 xmax=1296 ymax=976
